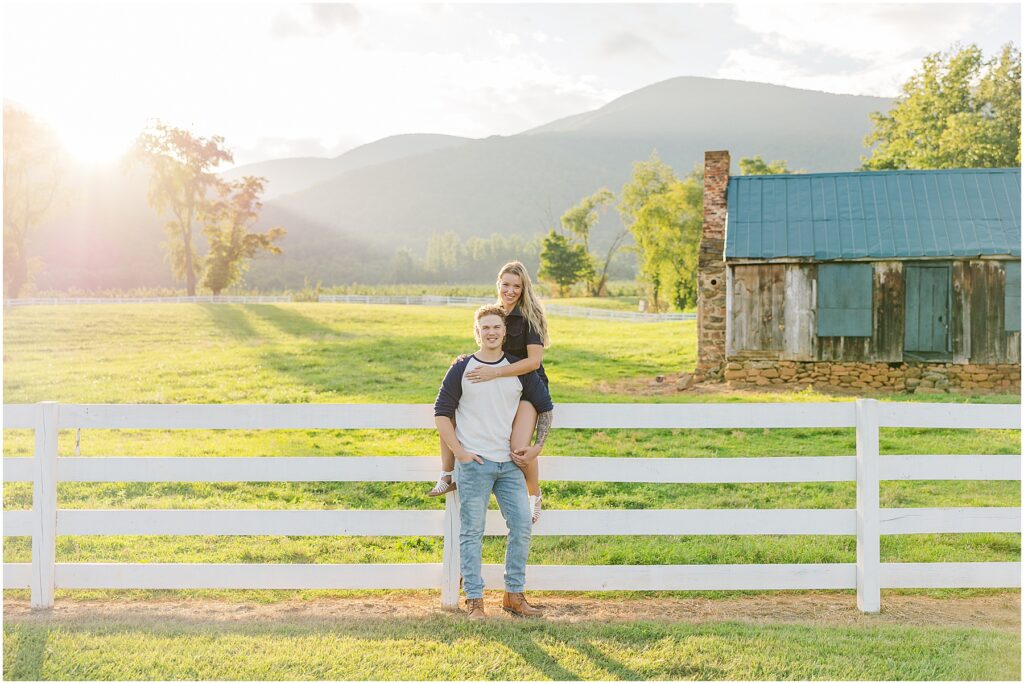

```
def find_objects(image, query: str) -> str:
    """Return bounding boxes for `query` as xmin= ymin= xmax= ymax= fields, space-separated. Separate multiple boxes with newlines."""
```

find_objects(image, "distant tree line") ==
xmin=385 ymin=232 xmax=542 ymax=284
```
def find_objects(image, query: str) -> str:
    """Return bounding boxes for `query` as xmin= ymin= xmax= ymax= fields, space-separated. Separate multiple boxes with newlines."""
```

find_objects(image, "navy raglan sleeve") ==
xmin=520 ymin=370 xmax=553 ymax=414
xmin=434 ymin=357 xmax=468 ymax=418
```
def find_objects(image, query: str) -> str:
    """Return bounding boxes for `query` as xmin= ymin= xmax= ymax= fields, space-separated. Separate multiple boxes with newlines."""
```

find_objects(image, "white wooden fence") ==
xmin=4 ymin=296 xmax=291 ymax=306
xmin=2 ymin=400 xmax=1019 ymax=613
xmin=318 ymin=295 xmax=696 ymax=321
xmin=4 ymin=296 xmax=695 ymax=322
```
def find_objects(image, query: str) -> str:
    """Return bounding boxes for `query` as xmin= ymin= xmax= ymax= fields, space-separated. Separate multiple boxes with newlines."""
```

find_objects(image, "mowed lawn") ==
xmin=3 ymin=302 xmax=1020 ymax=680
xmin=4 ymin=614 xmax=1019 ymax=681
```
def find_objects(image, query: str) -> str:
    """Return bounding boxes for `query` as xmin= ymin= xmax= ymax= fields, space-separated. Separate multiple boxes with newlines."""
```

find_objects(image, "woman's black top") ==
xmin=503 ymin=305 xmax=548 ymax=386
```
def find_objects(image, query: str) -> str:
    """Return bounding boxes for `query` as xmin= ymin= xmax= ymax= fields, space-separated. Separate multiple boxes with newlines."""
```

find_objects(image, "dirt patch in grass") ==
xmin=600 ymin=375 xmax=1018 ymax=399
xmin=5 ymin=592 xmax=1019 ymax=631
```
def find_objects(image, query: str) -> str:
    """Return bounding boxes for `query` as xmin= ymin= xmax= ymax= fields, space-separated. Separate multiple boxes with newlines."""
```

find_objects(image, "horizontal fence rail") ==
xmin=4 ymin=507 xmax=1019 ymax=538
xmin=4 ymin=296 xmax=291 ymax=306
xmin=3 ymin=295 xmax=695 ymax=322
xmin=3 ymin=455 xmax=1020 ymax=484
xmin=2 ymin=400 xmax=1020 ymax=612
xmin=2 ymin=402 xmax=865 ymax=430
xmin=318 ymin=295 xmax=695 ymax=321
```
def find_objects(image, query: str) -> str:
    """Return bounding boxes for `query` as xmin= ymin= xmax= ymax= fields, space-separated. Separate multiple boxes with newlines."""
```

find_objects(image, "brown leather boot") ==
xmin=465 ymin=597 xmax=485 ymax=620
xmin=502 ymin=592 xmax=543 ymax=617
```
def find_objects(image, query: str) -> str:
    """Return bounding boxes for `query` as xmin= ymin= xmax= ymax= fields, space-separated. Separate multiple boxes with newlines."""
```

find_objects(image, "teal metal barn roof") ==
xmin=725 ymin=168 xmax=1021 ymax=260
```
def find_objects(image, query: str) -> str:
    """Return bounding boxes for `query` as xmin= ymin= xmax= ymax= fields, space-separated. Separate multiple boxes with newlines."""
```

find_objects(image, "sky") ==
xmin=2 ymin=2 xmax=1020 ymax=167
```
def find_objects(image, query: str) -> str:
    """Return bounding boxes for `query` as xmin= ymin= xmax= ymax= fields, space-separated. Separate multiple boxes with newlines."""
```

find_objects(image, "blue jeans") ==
xmin=454 ymin=458 xmax=531 ymax=599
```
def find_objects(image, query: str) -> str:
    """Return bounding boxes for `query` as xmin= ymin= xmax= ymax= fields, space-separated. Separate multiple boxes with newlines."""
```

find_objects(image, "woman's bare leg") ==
xmin=428 ymin=420 xmax=456 ymax=495
xmin=440 ymin=435 xmax=455 ymax=473
xmin=511 ymin=400 xmax=540 ymax=496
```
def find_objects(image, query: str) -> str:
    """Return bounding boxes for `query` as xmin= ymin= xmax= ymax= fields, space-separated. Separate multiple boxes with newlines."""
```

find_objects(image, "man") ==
xmin=434 ymin=304 xmax=554 ymax=619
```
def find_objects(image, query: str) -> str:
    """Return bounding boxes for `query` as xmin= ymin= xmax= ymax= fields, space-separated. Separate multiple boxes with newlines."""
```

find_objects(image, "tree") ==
xmin=424 ymin=231 xmax=463 ymax=274
xmin=618 ymin=153 xmax=703 ymax=311
xmin=618 ymin=153 xmax=676 ymax=311
xmin=201 ymin=176 xmax=286 ymax=295
xmin=538 ymin=230 xmax=593 ymax=296
xmin=128 ymin=122 xmax=233 ymax=295
xmin=3 ymin=106 xmax=66 ymax=298
xmin=863 ymin=43 xmax=1021 ymax=170
xmin=739 ymin=155 xmax=794 ymax=175
xmin=560 ymin=188 xmax=622 ymax=295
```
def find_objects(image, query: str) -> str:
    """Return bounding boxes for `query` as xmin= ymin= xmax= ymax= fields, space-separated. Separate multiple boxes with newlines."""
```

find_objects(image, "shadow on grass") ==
xmin=198 ymin=304 xmax=258 ymax=340
xmin=257 ymin=335 xmax=466 ymax=397
xmin=243 ymin=305 xmax=343 ymax=338
xmin=574 ymin=638 xmax=644 ymax=679
xmin=254 ymin=334 xmax=678 ymax=401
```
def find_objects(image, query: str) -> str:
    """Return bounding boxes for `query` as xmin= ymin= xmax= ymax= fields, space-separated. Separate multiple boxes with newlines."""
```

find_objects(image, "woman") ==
xmin=428 ymin=261 xmax=550 ymax=523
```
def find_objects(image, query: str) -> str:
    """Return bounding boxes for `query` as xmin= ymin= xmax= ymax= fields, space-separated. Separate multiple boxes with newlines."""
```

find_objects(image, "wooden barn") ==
xmin=696 ymin=150 xmax=1021 ymax=393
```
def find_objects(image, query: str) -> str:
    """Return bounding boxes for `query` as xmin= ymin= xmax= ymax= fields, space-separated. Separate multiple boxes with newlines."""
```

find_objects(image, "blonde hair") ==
xmin=496 ymin=261 xmax=550 ymax=347
xmin=473 ymin=304 xmax=507 ymax=346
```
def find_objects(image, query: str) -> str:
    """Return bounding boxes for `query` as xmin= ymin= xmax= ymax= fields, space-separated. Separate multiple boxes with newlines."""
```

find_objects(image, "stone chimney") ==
xmin=697 ymin=150 xmax=729 ymax=380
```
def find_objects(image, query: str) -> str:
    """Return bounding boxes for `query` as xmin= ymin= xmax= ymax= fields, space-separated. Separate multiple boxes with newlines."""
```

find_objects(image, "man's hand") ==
xmin=455 ymin=448 xmax=484 ymax=464
xmin=510 ymin=445 xmax=541 ymax=466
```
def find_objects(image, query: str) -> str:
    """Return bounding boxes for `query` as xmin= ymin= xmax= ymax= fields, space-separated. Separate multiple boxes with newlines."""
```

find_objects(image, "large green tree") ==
xmin=559 ymin=188 xmax=619 ymax=295
xmin=129 ymin=122 xmax=233 ymax=295
xmin=618 ymin=153 xmax=702 ymax=311
xmin=201 ymin=176 xmax=286 ymax=296
xmin=863 ymin=43 xmax=1021 ymax=170
xmin=3 ymin=106 xmax=66 ymax=298
xmin=538 ymin=230 xmax=593 ymax=297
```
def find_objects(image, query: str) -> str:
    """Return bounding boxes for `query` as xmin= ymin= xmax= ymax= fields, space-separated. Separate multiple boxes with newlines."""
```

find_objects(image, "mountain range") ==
xmin=29 ymin=76 xmax=891 ymax=291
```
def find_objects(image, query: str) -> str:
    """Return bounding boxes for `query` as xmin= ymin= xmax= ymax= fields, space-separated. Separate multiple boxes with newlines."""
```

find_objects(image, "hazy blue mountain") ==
xmin=247 ymin=77 xmax=890 ymax=286
xmin=28 ymin=76 xmax=892 ymax=291
xmin=222 ymin=133 xmax=472 ymax=200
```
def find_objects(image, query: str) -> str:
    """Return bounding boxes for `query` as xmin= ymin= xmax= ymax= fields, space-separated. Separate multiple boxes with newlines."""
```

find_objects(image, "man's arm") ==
xmin=434 ymin=357 xmax=483 ymax=464
xmin=435 ymin=416 xmax=483 ymax=464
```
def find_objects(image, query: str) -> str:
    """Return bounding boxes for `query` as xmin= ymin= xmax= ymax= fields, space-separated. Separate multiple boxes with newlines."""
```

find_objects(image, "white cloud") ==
xmin=532 ymin=31 xmax=549 ymax=44
xmin=599 ymin=31 xmax=669 ymax=63
xmin=717 ymin=48 xmax=916 ymax=97
xmin=272 ymin=3 xmax=362 ymax=39
xmin=490 ymin=29 xmax=522 ymax=50
xmin=723 ymin=4 xmax=1016 ymax=97
xmin=732 ymin=4 xmax=984 ymax=61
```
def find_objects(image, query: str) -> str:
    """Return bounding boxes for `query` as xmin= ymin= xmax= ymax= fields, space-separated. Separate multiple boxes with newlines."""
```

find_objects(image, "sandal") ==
xmin=529 ymin=491 xmax=542 ymax=524
xmin=428 ymin=471 xmax=457 ymax=497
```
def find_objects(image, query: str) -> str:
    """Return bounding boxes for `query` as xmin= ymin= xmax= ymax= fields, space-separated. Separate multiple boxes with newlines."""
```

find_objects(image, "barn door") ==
xmin=904 ymin=264 xmax=951 ymax=353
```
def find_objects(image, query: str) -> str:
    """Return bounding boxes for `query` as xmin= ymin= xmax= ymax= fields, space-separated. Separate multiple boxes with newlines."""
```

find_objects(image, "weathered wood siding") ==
xmin=782 ymin=265 xmax=815 ymax=360
xmin=727 ymin=259 xmax=1020 ymax=364
xmin=957 ymin=260 xmax=1021 ymax=364
xmin=728 ymin=264 xmax=786 ymax=357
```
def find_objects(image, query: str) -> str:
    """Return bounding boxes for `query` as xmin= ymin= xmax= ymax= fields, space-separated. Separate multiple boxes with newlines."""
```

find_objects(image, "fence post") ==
xmin=855 ymin=398 xmax=881 ymax=613
xmin=31 ymin=401 xmax=59 ymax=609
xmin=440 ymin=490 xmax=461 ymax=610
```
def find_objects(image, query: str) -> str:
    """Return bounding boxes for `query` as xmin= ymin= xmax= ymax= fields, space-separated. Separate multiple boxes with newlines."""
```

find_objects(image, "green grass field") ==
xmin=4 ymin=615 xmax=1018 ymax=680
xmin=3 ymin=302 xmax=1020 ymax=680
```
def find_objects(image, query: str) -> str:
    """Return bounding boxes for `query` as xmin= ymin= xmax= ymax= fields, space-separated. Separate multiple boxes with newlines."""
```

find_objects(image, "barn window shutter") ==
xmin=816 ymin=263 xmax=873 ymax=337
xmin=1005 ymin=261 xmax=1021 ymax=332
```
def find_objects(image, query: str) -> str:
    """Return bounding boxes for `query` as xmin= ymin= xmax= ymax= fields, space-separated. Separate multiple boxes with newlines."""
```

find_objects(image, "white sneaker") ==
xmin=528 ymin=492 xmax=542 ymax=524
